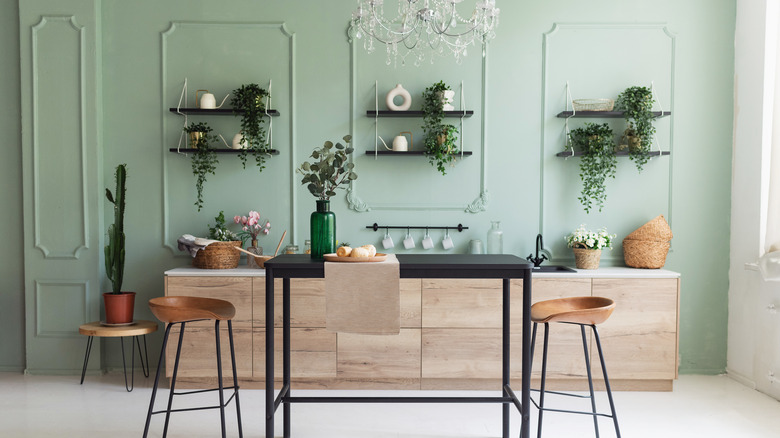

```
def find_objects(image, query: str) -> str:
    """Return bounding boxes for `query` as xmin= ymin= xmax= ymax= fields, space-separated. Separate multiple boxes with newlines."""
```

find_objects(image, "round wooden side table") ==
xmin=78 ymin=320 xmax=158 ymax=392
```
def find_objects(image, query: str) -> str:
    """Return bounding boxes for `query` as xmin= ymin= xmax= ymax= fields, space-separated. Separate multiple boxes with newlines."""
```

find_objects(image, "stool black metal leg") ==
xmin=593 ymin=325 xmax=621 ymax=438
xmin=227 ymin=319 xmax=244 ymax=437
xmin=144 ymin=323 xmax=173 ymax=438
xmin=536 ymin=323 xmax=550 ymax=438
xmin=581 ymin=324 xmax=600 ymax=438
xmin=163 ymin=322 xmax=186 ymax=438
xmin=529 ymin=323 xmax=538 ymax=375
xmin=80 ymin=336 xmax=94 ymax=385
xmin=215 ymin=320 xmax=227 ymax=438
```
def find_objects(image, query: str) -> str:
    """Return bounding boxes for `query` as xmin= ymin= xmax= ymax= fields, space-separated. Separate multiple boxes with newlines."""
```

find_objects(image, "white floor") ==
xmin=1 ymin=373 xmax=780 ymax=437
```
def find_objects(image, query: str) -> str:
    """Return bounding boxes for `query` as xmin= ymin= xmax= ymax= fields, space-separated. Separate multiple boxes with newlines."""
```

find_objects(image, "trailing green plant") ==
xmin=615 ymin=86 xmax=656 ymax=172
xmin=184 ymin=122 xmax=218 ymax=211
xmin=207 ymin=210 xmax=240 ymax=241
xmin=568 ymin=123 xmax=617 ymax=214
xmin=104 ymin=164 xmax=126 ymax=294
xmin=421 ymin=80 xmax=459 ymax=175
xmin=296 ymin=135 xmax=357 ymax=200
xmin=231 ymin=83 xmax=270 ymax=171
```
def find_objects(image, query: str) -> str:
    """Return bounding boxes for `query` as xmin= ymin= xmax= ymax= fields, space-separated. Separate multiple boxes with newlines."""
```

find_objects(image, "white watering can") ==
xmin=378 ymin=131 xmax=412 ymax=152
xmin=196 ymin=89 xmax=229 ymax=109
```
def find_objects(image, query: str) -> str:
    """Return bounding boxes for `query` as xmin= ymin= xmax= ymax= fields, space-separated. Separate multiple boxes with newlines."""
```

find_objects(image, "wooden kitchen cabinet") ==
xmin=164 ymin=269 xmax=680 ymax=391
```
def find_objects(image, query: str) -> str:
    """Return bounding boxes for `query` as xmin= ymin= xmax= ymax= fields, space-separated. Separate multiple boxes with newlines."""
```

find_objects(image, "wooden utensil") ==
xmin=274 ymin=230 xmax=287 ymax=256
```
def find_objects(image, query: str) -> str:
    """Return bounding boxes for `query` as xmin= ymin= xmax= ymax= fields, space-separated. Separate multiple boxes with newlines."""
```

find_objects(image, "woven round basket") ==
xmin=572 ymin=98 xmax=614 ymax=112
xmin=573 ymin=248 xmax=601 ymax=270
xmin=625 ymin=215 xmax=673 ymax=242
xmin=192 ymin=241 xmax=241 ymax=269
xmin=623 ymin=239 xmax=670 ymax=269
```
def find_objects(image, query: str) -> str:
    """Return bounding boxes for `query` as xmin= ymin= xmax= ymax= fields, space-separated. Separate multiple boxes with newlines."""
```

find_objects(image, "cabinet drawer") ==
xmin=422 ymin=279 xmax=502 ymax=328
xmin=337 ymin=329 xmax=421 ymax=378
xmin=253 ymin=327 xmax=337 ymax=379
xmin=422 ymin=328 xmax=501 ymax=379
xmin=165 ymin=276 xmax=252 ymax=329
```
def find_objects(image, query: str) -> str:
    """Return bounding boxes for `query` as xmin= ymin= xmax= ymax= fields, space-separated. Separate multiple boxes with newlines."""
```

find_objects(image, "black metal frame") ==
xmin=530 ymin=322 xmax=621 ymax=438
xmin=80 ymin=334 xmax=150 ymax=392
xmin=143 ymin=319 xmax=244 ymax=438
xmin=263 ymin=254 xmax=533 ymax=438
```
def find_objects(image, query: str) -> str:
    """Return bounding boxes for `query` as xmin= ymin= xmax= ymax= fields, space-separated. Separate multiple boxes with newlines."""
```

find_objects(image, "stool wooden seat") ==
xmin=531 ymin=296 xmax=620 ymax=438
xmin=531 ymin=296 xmax=615 ymax=325
xmin=78 ymin=320 xmax=157 ymax=392
xmin=144 ymin=296 xmax=243 ymax=438
xmin=148 ymin=296 xmax=236 ymax=323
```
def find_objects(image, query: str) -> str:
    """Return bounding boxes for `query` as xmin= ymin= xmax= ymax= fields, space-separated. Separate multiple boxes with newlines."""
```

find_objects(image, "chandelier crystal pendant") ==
xmin=350 ymin=0 xmax=500 ymax=66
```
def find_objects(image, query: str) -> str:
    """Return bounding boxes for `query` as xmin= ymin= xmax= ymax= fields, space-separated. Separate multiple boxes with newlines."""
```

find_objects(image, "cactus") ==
xmin=104 ymin=164 xmax=126 ymax=294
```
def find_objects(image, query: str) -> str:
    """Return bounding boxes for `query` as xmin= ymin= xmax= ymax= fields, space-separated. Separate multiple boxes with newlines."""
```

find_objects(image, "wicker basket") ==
xmin=625 ymin=215 xmax=673 ymax=242
xmin=573 ymin=248 xmax=601 ymax=270
xmin=623 ymin=239 xmax=670 ymax=269
xmin=572 ymin=99 xmax=615 ymax=112
xmin=192 ymin=241 xmax=241 ymax=269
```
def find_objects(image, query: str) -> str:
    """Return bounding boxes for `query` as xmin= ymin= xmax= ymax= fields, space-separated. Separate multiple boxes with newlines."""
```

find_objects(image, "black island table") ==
xmin=263 ymin=254 xmax=533 ymax=438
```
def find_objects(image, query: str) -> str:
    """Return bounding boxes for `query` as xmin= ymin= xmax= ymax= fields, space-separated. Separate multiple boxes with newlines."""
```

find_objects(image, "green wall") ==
xmin=5 ymin=0 xmax=735 ymax=374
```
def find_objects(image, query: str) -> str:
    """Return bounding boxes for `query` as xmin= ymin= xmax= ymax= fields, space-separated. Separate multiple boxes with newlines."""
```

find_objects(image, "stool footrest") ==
xmin=173 ymin=385 xmax=239 ymax=396
xmin=150 ymin=389 xmax=238 ymax=416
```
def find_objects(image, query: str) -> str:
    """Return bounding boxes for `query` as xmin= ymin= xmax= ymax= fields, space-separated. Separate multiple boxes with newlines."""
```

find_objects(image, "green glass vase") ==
xmin=310 ymin=200 xmax=335 ymax=259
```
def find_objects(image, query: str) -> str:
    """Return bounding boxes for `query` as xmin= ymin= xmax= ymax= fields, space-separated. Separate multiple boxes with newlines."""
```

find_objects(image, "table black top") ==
xmin=263 ymin=254 xmax=532 ymax=279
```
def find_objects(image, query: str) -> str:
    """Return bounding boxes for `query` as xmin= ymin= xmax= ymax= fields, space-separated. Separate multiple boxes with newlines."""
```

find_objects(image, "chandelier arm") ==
xmin=365 ymin=5 xmax=419 ymax=38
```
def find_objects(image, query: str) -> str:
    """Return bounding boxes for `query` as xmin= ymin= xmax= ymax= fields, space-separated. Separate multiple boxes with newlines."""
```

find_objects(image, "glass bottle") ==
xmin=486 ymin=221 xmax=503 ymax=254
xmin=310 ymin=199 xmax=336 ymax=259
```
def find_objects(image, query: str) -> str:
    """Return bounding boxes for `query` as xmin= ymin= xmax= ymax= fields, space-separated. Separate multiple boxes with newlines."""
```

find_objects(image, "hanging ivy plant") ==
xmin=568 ymin=123 xmax=617 ymax=214
xmin=615 ymin=86 xmax=656 ymax=172
xmin=184 ymin=122 xmax=218 ymax=212
xmin=421 ymin=80 xmax=459 ymax=175
xmin=231 ymin=83 xmax=270 ymax=172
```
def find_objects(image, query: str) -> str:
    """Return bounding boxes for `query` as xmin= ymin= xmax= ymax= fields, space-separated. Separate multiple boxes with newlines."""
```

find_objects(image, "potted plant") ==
xmin=295 ymin=135 xmax=357 ymax=259
xmin=422 ymin=80 xmax=460 ymax=175
xmin=232 ymin=83 xmax=271 ymax=171
xmin=104 ymin=164 xmax=135 ymax=324
xmin=192 ymin=211 xmax=242 ymax=269
xmin=615 ymin=86 xmax=656 ymax=172
xmin=568 ymin=122 xmax=617 ymax=214
xmin=565 ymin=224 xmax=616 ymax=269
xmin=184 ymin=122 xmax=218 ymax=212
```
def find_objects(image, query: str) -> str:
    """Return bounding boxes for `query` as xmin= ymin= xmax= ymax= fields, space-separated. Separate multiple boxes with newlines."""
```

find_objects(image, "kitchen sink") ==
xmin=532 ymin=265 xmax=576 ymax=273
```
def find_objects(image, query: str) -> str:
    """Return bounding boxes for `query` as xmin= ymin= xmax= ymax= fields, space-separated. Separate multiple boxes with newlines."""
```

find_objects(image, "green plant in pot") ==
xmin=232 ymin=83 xmax=270 ymax=171
xmin=296 ymin=135 xmax=357 ymax=259
xmin=615 ymin=86 xmax=656 ymax=172
xmin=422 ymin=81 xmax=459 ymax=175
xmin=568 ymin=123 xmax=617 ymax=214
xmin=184 ymin=122 xmax=218 ymax=212
xmin=104 ymin=164 xmax=135 ymax=324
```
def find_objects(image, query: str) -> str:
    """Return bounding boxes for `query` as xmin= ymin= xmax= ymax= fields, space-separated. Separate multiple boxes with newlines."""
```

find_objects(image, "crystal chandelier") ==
xmin=350 ymin=0 xmax=500 ymax=66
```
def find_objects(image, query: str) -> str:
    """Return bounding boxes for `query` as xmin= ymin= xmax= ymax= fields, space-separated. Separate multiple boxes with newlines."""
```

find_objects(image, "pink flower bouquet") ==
xmin=234 ymin=211 xmax=271 ymax=246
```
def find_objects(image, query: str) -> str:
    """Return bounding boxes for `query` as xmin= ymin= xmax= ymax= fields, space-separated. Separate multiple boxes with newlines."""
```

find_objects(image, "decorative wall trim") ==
xmin=34 ymin=280 xmax=89 ymax=338
xmin=540 ymin=22 xmax=676 ymax=263
xmin=346 ymin=30 xmax=490 ymax=213
xmin=161 ymin=21 xmax=297 ymax=252
xmin=31 ymin=16 xmax=88 ymax=259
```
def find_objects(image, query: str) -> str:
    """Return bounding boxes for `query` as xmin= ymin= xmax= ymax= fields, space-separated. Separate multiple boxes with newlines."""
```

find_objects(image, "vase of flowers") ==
xmin=565 ymin=225 xmax=616 ymax=270
xmin=296 ymin=135 xmax=357 ymax=259
xmin=234 ymin=211 xmax=271 ymax=267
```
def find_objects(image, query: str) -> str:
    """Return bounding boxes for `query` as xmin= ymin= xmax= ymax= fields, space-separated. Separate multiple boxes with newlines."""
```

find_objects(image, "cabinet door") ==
xmin=337 ymin=329 xmax=421 ymax=379
xmin=510 ymin=278 xmax=592 ymax=381
xmin=164 ymin=276 xmax=253 ymax=378
xmin=422 ymin=279 xmax=502 ymax=328
xmin=253 ymin=327 xmax=337 ymax=379
xmin=422 ymin=328 xmax=502 ymax=380
xmin=591 ymin=278 xmax=679 ymax=381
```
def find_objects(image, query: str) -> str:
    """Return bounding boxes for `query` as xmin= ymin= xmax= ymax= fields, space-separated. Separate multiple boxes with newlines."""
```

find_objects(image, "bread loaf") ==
xmin=336 ymin=246 xmax=352 ymax=257
xmin=361 ymin=244 xmax=377 ymax=257
xmin=350 ymin=247 xmax=370 ymax=258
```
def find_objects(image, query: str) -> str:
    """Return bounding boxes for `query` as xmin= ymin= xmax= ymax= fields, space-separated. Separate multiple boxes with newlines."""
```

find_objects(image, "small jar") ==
xmin=304 ymin=240 xmax=311 ymax=255
xmin=285 ymin=244 xmax=299 ymax=255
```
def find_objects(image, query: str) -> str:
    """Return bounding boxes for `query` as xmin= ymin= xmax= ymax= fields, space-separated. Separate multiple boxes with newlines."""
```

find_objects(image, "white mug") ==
xmin=422 ymin=230 xmax=434 ymax=250
xmin=403 ymin=230 xmax=415 ymax=249
xmin=442 ymin=230 xmax=454 ymax=250
xmin=382 ymin=230 xmax=395 ymax=249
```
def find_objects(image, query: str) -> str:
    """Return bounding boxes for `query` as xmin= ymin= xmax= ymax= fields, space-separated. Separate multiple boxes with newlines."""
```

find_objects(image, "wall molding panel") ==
xmin=34 ymin=280 xmax=89 ymax=338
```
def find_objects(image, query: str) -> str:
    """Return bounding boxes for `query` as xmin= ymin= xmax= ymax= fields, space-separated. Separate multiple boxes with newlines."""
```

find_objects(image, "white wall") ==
xmin=728 ymin=0 xmax=780 ymax=399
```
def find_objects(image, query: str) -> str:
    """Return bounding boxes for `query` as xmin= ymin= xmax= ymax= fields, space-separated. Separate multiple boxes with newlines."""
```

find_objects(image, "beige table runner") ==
xmin=324 ymin=253 xmax=400 ymax=334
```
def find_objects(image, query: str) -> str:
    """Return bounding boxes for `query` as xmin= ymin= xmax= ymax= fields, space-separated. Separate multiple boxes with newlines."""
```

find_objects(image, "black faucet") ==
xmin=527 ymin=233 xmax=549 ymax=267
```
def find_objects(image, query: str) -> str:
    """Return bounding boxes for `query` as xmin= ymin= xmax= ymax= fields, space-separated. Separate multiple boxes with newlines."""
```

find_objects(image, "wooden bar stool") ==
xmin=530 ymin=297 xmax=620 ymax=438
xmin=143 ymin=296 xmax=243 ymax=438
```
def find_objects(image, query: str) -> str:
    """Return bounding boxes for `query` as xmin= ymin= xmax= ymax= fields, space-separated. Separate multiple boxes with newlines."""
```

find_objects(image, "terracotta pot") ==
xmin=103 ymin=292 xmax=136 ymax=324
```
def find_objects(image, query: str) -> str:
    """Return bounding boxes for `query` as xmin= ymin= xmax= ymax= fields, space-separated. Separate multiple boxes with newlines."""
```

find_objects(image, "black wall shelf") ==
xmin=556 ymin=150 xmax=670 ymax=157
xmin=365 ymin=150 xmax=472 ymax=156
xmin=366 ymin=110 xmax=474 ymax=118
xmin=169 ymin=108 xmax=280 ymax=116
xmin=556 ymin=110 xmax=671 ymax=118
xmin=170 ymin=148 xmax=280 ymax=155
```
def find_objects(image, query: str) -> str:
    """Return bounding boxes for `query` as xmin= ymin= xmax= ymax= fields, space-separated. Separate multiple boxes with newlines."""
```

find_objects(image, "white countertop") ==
xmin=165 ymin=266 xmax=680 ymax=278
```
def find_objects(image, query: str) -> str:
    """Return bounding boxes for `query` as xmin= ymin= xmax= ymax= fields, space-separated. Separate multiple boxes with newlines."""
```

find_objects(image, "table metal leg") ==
xmin=80 ymin=336 xmax=94 ymax=384
xmin=266 ymin=270 xmax=275 ymax=438
xmin=521 ymin=269 xmax=532 ymax=438
xmin=137 ymin=334 xmax=151 ymax=378
xmin=502 ymin=278 xmax=510 ymax=438
xmin=283 ymin=277 xmax=291 ymax=438
xmin=120 ymin=336 xmax=135 ymax=392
